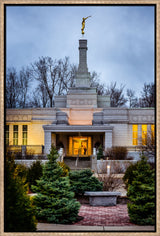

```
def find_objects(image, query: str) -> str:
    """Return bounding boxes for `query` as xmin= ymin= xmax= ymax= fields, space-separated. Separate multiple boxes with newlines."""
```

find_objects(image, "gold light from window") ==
xmin=151 ymin=124 xmax=155 ymax=145
xmin=132 ymin=125 xmax=138 ymax=145
xmin=142 ymin=124 xmax=147 ymax=145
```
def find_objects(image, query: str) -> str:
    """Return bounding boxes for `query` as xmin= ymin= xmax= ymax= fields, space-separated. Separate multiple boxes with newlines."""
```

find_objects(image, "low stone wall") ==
xmin=15 ymin=159 xmax=48 ymax=167
xmin=15 ymin=158 xmax=137 ymax=174
xmin=97 ymin=160 xmax=137 ymax=174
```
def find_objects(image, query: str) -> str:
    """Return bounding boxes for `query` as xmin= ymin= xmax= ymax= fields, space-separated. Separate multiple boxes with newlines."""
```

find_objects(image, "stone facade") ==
xmin=6 ymin=39 xmax=155 ymax=160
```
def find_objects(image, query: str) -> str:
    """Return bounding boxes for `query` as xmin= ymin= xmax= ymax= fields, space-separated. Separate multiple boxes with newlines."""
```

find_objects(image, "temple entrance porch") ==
xmin=54 ymin=133 xmax=103 ymax=157
xmin=43 ymin=125 xmax=113 ymax=156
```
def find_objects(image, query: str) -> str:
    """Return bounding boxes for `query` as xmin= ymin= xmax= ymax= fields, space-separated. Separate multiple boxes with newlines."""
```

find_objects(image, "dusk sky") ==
xmin=6 ymin=5 xmax=155 ymax=96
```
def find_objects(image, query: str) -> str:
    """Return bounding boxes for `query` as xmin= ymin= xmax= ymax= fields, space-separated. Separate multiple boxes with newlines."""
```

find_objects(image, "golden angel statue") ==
xmin=81 ymin=16 xmax=91 ymax=35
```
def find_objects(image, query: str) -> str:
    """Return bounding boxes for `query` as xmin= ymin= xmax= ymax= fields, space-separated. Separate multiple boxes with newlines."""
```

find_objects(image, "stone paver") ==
xmin=74 ymin=204 xmax=135 ymax=226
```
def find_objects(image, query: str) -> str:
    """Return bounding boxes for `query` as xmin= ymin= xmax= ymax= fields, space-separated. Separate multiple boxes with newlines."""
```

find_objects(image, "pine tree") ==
xmin=97 ymin=145 xmax=104 ymax=160
xmin=69 ymin=169 xmax=103 ymax=196
xmin=5 ymin=155 xmax=37 ymax=232
xmin=127 ymin=155 xmax=155 ymax=225
xmin=32 ymin=146 xmax=80 ymax=224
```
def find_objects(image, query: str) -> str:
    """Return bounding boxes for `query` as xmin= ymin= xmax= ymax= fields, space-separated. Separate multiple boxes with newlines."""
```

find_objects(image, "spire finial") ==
xmin=81 ymin=16 xmax=91 ymax=35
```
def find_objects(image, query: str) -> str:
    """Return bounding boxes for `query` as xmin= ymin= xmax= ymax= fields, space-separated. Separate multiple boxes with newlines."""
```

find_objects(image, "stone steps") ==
xmin=64 ymin=157 xmax=91 ymax=169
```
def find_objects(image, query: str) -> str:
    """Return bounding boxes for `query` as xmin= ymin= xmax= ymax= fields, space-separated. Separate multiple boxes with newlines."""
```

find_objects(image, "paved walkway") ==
xmin=74 ymin=204 xmax=133 ymax=226
xmin=37 ymin=204 xmax=155 ymax=232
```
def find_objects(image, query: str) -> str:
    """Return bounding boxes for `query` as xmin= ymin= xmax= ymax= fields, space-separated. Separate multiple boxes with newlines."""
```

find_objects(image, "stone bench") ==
xmin=84 ymin=191 xmax=121 ymax=206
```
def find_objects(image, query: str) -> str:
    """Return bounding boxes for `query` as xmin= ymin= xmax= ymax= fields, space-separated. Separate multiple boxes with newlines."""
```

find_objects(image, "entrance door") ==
xmin=71 ymin=137 xmax=91 ymax=156
xmin=68 ymin=136 xmax=91 ymax=156
xmin=73 ymin=140 xmax=79 ymax=155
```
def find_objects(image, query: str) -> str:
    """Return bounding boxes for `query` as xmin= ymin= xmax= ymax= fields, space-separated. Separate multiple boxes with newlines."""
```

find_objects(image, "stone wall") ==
xmin=97 ymin=160 xmax=138 ymax=174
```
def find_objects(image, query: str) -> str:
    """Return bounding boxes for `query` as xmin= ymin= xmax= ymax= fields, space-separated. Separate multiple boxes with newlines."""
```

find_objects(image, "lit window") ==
xmin=22 ymin=125 xmax=27 ymax=145
xmin=132 ymin=125 xmax=138 ymax=145
xmin=13 ymin=125 xmax=18 ymax=145
xmin=151 ymin=124 xmax=155 ymax=145
xmin=6 ymin=125 xmax=9 ymax=145
xmin=142 ymin=125 xmax=147 ymax=145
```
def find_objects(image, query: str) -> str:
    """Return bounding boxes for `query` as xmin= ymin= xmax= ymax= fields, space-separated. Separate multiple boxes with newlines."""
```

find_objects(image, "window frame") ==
xmin=13 ymin=125 xmax=18 ymax=145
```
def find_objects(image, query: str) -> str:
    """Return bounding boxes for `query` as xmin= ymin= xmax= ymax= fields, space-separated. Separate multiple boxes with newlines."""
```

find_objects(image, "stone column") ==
xmin=104 ymin=130 xmax=113 ymax=150
xmin=44 ymin=131 xmax=52 ymax=154
xmin=148 ymin=124 xmax=151 ymax=133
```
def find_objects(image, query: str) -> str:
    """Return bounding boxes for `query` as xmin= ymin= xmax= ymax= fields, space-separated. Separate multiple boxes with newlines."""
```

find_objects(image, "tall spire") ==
xmin=78 ymin=40 xmax=88 ymax=73
xmin=75 ymin=39 xmax=91 ymax=87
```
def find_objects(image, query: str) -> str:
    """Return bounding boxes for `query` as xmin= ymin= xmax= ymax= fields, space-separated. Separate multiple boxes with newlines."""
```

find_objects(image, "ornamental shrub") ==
xmin=105 ymin=146 xmax=128 ymax=160
xmin=127 ymin=155 xmax=155 ymax=225
xmin=32 ymin=146 xmax=80 ymax=224
xmin=15 ymin=163 xmax=28 ymax=188
xmin=69 ymin=169 xmax=103 ymax=196
xmin=57 ymin=161 xmax=70 ymax=177
xmin=123 ymin=161 xmax=139 ymax=189
xmin=5 ymin=155 xmax=37 ymax=232
xmin=27 ymin=160 xmax=43 ymax=190
xmin=97 ymin=145 xmax=104 ymax=160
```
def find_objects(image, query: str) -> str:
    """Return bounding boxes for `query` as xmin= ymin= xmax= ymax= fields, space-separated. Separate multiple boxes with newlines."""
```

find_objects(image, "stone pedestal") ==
xmin=91 ymin=148 xmax=97 ymax=173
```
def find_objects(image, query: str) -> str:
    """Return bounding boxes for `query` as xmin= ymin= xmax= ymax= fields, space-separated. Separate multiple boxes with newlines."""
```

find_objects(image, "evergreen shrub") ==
xmin=123 ymin=162 xmax=139 ymax=189
xmin=15 ymin=163 xmax=28 ymax=181
xmin=32 ymin=146 xmax=80 ymax=224
xmin=69 ymin=169 xmax=103 ymax=195
xmin=27 ymin=160 xmax=43 ymax=190
xmin=5 ymin=155 xmax=37 ymax=232
xmin=126 ymin=155 xmax=155 ymax=225
xmin=97 ymin=145 xmax=104 ymax=160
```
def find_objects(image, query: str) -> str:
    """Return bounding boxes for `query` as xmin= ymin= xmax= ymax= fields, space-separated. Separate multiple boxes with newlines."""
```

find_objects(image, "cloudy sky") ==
xmin=6 ymin=5 xmax=155 ymax=96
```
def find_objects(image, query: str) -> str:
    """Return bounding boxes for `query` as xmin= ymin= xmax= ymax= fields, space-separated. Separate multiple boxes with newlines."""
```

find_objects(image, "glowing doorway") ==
xmin=69 ymin=136 xmax=91 ymax=156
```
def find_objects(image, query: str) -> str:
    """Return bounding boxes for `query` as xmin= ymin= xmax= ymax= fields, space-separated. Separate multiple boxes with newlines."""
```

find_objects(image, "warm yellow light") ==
xmin=132 ymin=125 xmax=138 ymax=145
xmin=151 ymin=124 xmax=155 ymax=145
xmin=142 ymin=124 xmax=147 ymax=145
xmin=69 ymin=137 xmax=73 ymax=155
xmin=68 ymin=136 xmax=92 ymax=156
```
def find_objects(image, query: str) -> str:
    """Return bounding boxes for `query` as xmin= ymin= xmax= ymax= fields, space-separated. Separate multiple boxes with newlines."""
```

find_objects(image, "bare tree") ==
xmin=126 ymin=89 xmax=139 ymax=108
xmin=30 ymin=57 xmax=58 ymax=107
xmin=90 ymin=71 xmax=105 ymax=95
xmin=29 ymin=83 xmax=49 ymax=108
xmin=139 ymin=82 xmax=155 ymax=108
xmin=6 ymin=68 xmax=21 ymax=108
xmin=105 ymin=82 xmax=127 ymax=107
xmin=18 ymin=67 xmax=31 ymax=108
xmin=56 ymin=57 xmax=74 ymax=95
xmin=29 ymin=56 xmax=78 ymax=107
xmin=69 ymin=64 xmax=77 ymax=88
xmin=138 ymin=131 xmax=155 ymax=160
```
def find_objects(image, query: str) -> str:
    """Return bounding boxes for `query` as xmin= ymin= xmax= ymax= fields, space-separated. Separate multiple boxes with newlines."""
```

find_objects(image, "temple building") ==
xmin=6 ymin=39 xmax=155 ymax=160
